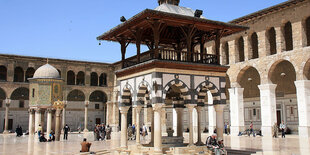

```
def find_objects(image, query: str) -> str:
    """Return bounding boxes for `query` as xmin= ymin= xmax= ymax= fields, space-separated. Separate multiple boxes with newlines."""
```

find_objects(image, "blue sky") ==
xmin=0 ymin=0 xmax=287 ymax=63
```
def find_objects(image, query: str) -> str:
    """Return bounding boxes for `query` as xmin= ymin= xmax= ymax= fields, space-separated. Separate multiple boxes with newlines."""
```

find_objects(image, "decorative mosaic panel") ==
xmin=38 ymin=84 xmax=52 ymax=106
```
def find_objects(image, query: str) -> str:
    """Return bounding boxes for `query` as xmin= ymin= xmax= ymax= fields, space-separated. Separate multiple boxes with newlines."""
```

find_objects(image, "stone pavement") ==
xmin=0 ymin=132 xmax=309 ymax=155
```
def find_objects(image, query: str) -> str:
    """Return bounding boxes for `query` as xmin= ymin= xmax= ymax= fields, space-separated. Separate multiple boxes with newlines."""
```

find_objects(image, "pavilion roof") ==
xmin=97 ymin=9 xmax=248 ymax=44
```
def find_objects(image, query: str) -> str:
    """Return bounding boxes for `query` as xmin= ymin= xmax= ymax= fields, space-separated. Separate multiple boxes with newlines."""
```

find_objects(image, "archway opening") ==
xmin=0 ymin=66 xmax=7 ymax=81
xmin=237 ymin=67 xmax=261 ymax=98
xmin=90 ymin=90 xmax=107 ymax=124
xmin=11 ymin=87 xmax=29 ymax=108
xmin=306 ymin=17 xmax=310 ymax=46
xmin=90 ymin=72 xmax=98 ymax=86
xmin=0 ymin=87 xmax=6 ymax=107
xmin=284 ymin=22 xmax=293 ymax=51
xmin=67 ymin=70 xmax=75 ymax=85
xmin=99 ymin=73 xmax=107 ymax=87
xmin=76 ymin=71 xmax=85 ymax=85
xmin=251 ymin=32 xmax=259 ymax=59
xmin=237 ymin=37 xmax=245 ymax=62
xmin=14 ymin=67 xmax=24 ymax=82
xmin=267 ymin=27 xmax=277 ymax=55
xmin=25 ymin=67 xmax=35 ymax=82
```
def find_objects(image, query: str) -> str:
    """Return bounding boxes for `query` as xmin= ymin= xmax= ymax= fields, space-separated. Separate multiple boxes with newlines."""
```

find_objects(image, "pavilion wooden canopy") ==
xmin=97 ymin=9 xmax=248 ymax=68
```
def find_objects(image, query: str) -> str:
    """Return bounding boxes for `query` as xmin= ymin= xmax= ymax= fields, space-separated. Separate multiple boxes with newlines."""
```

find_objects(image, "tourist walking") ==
xmin=142 ymin=124 xmax=148 ymax=139
xmin=224 ymin=123 xmax=228 ymax=134
xmin=272 ymin=123 xmax=278 ymax=138
xmin=279 ymin=121 xmax=286 ymax=138
xmin=105 ymin=125 xmax=112 ymax=140
xmin=128 ymin=124 xmax=134 ymax=140
xmin=63 ymin=124 xmax=70 ymax=140
xmin=249 ymin=122 xmax=255 ymax=137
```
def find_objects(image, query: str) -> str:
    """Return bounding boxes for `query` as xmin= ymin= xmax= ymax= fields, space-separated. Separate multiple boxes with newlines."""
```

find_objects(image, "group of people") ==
xmin=94 ymin=124 xmax=112 ymax=141
xmin=15 ymin=125 xmax=23 ymax=137
xmin=273 ymin=121 xmax=286 ymax=138
xmin=206 ymin=134 xmax=226 ymax=155
xmin=127 ymin=124 xmax=149 ymax=141
xmin=37 ymin=124 xmax=69 ymax=142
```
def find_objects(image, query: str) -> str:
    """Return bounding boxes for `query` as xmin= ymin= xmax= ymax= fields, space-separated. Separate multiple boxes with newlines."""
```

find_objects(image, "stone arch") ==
xmin=267 ymin=27 xmax=277 ymax=55
xmin=237 ymin=36 xmax=245 ymax=62
xmin=89 ymin=90 xmax=107 ymax=103
xmin=284 ymin=21 xmax=293 ymax=51
xmin=137 ymin=82 xmax=151 ymax=106
xmin=268 ymin=60 xmax=296 ymax=95
xmin=67 ymin=89 xmax=85 ymax=101
xmin=76 ymin=71 xmax=85 ymax=85
xmin=90 ymin=72 xmax=98 ymax=86
xmin=163 ymin=79 xmax=190 ymax=101
xmin=14 ymin=66 xmax=24 ymax=82
xmin=0 ymin=87 xmax=7 ymax=100
xmin=250 ymin=32 xmax=259 ymax=59
xmin=196 ymin=81 xmax=221 ymax=105
xmin=121 ymin=85 xmax=133 ymax=106
xmin=10 ymin=87 xmax=29 ymax=100
xmin=306 ymin=16 xmax=310 ymax=46
xmin=25 ymin=67 xmax=35 ymax=82
xmin=225 ymin=75 xmax=231 ymax=100
xmin=0 ymin=65 xmax=7 ymax=81
xmin=67 ymin=70 xmax=75 ymax=85
xmin=237 ymin=66 xmax=261 ymax=98
xmin=303 ymin=59 xmax=310 ymax=80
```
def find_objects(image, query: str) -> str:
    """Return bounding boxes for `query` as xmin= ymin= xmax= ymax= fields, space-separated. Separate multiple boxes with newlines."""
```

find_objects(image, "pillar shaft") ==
xmin=175 ymin=108 xmax=183 ymax=137
xmin=35 ymin=108 xmax=42 ymax=133
xmin=120 ymin=106 xmax=130 ymax=148
xmin=153 ymin=104 xmax=164 ymax=153
xmin=195 ymin=106 xmax=203 ymax=145
xmin=3 ymin=99 xmax=10 ymax=134
xmin=62 ymin=101 xmax=67 ymax=128
xmin=135 ymin=106 xmax=142 ymax=144
xmin=228 ymin=88 xmax=245 ymax=136
xmin=84 ymin=101 xmax=89 ymax=132
xmin=295 ymin=80 xmax=310 ymax=137
xmin=186 ymin=104 xmax=196 ymax=146
xmin=46 ymin=109 xmax=53 ymax=135
xmin=258 ymin=84 xmax=277 ymax=137
xmin=151 ymin=107 xmax=155 ymax=145
xmin=215 ymin=105 xmax=225 ymax=141
xmin=28 ymin=109 xmax=35 ymax=135
xmin=55 ymin=109 xmax=62 ymax=141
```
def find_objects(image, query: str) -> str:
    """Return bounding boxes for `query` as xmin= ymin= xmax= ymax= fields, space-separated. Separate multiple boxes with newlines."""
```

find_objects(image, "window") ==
xmin=284 ymin=22 xmax=293 ymax=51
xmin=95 ymin=104 xmax=99 ymax=109
xmin=0 ymin=66 xmax=7 ymax=81
xmin=238 ymin=37 xmax=245 ymax=62
xmin=290 ymin=107 xmax=294 ymax=115
xmin=0 ymin=100 xmax=2 ymax=107
xmin=251 ymin=33 xmax=259 ymax=59
xmin=14 ymin=67 xmax=24 ymax=82
xmin=253 ymin=109 xmax=256 ymax=116
xmin=67 ymin=71 xmax=75 ymax=85
xmin=19 ymin=100 xmax=24 ymax=108
xmin=268 ymin=27 xmax=277 ymax=55
xmin=306 ymin=17 xmax=310 ymax=46
xmin=223 ymin=42 xmax=229 ymax=65
xmin=32 ymin=89 xmax=35 ymax=98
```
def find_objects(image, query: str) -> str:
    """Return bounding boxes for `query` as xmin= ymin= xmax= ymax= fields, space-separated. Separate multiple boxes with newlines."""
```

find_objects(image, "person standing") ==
xmin=142 ymin=124 xmax=148 ymax=139
xmin=37 ymin=124 xmax=42 ymax=139
xmin=224 ymin=123 xmax=228 ymax=135
xmin=279 ymin=121 xmax=286 ymax=138
xmin=105 ymin=125 xmax=112 ymax=140
xmin=63 ymin=124 xmax=70 ymax=140
xmin=250 ymin=122 xmax=255 ymax=137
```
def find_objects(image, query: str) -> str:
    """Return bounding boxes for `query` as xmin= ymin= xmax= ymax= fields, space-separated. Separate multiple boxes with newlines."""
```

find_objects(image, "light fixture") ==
xmin=194 ymin=9 xmax=203 ymax=18
xmin=280 ymin=72 xmax=286 ymax=77
xmin=248 ymin=78 xmax=252 ymax=81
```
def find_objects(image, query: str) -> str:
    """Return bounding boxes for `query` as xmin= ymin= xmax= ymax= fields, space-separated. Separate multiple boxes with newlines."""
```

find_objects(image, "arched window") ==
xmin=251 ymin=32 xmax=258 ymax=59
xmin=99 ymin=73 xmax=107 ymax=87
xmin=25 ymin=67 xmax=35 ymax=82
xmin=222 ymin=42 xmax=229 ymax=65
xmin=14 ymin=67 xmax=24 ymax=82
xmin=90 ymin=72 xmax=98 ymax=86
xmin=268 ymin=27 xmax=277 ymax=55
xmin=76 ymin=71 xmax=85 ymax=85
xmin=67 ymin=70 xmax=75 ymax=85
xmin=0 ymin=66 xmax=7 ymax=81
xmin=238 ymin=37 xmax=245 ymax=62
xmin=306 ymin=17 xmax=310 ymax=46
xmin=284 ymin=22 xmax=293 ymax=51
xmin=67 ymin=89 xmax=85 ymax=101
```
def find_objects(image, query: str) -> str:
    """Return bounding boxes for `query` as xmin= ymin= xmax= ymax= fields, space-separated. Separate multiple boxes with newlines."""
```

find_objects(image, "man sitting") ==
xmin=206 ymin=134 xmax=221 ymax=155
xmin=80 ymin=138 xmax=92 ymax=152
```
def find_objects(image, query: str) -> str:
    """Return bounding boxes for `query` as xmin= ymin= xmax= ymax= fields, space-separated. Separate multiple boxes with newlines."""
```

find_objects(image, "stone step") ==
xmin=226 ymin=148 xmax=257 ymax=155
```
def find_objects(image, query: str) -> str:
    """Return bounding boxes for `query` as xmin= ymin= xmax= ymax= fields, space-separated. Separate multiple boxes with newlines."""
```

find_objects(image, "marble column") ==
xmin=28 ymin=108 xmax=35 ymax=135
xmin=46 ymin=109 xmax=53 ymax=135
xmin=119 ymin=106 xmax=130 ymax=148
xmin=186 ymin=104 xmax=196 ymax=146
xmin=295 ymin=80 xmax=310 ymax=137
xmin=258 ymin=84 xmax=277 ymax=137
xmin=84 ymin=101 xmax=89 ymax=132
xmin=208 ymin=102 xmax=217 ymax=134
xmin=55 ymin=109 xmax=62 ymax=141
xmin=152 ymin=104 xmax=164 ymax=154
xmin=228 ymin=87 xmax=245 ymax=136
xmin=151 ymin=107 xmax=155 ymax=145
xmin=106 ymin=101 xmax=112 ymax=125
xmin=195 ymin=106 xmax=204 ymax=145
xmin=215 ymin=104 xmax=225 ymax=141
xmin=175 ymin=108 xmax=184 ymax=137
xmin=35 ymin=108 xmax=42 ymax=133
xmin=135 ymin=106 xmax=142 ymax=144
xmin=40 ymin=109 xmax=45 ymax=132
xmin=111 ymin=102 xmax=119 ymax=132
xmin=62 ymin=101 xmax=67 ymax=129
xmin=3 ymin=98 xmax=11 ymax=134
xmin=132 ymin=108 xmax=136 ymax=126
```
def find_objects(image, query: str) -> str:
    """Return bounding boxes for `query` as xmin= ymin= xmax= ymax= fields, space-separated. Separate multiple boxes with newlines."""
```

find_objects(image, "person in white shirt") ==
xmin=279 ymin=121 xmax=286 ymax=138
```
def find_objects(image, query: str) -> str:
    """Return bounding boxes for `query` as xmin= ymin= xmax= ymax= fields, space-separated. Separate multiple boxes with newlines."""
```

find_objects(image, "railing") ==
xmin=123 ymin=49 xmax=219 ymax=68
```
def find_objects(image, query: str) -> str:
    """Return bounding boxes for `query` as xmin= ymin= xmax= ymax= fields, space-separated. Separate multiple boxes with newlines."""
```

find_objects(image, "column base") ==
xmin=3 ymin=130 xmax=9 ymax=134
xmin=153 ymin=150 xmax=163 ymax=155
xmin=195 ymin=141 xmax=204 ymax=146
xmin=299 ymin=126 xmax=310 ymax=137
xmin=83 ymin=129 xmax=89 ymax=132
xmin=230 ymin=126 xmax=245 ymax=136
xmin=261 ymin=126 xmax=272 ymax=137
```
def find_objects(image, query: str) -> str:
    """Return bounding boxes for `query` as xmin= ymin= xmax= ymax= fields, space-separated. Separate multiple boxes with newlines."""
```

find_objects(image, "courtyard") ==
xmin=0 ymin=132 xmax=309 ymax=155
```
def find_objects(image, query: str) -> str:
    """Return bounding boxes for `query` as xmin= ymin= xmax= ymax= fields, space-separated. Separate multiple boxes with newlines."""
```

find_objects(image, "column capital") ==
xmin=185 ymin=104 xmax=197 ymax=111
xmin=195 ymin=106 xmax=203 ymax=112
xmin=36 ymin=108 xmax=43 ymax=113
xmin=214 ymin=104 xmax=225 ymax=112
xmin=133 ymin=105 xmax=143 ymax=112
xmin=28 ymin=108 xmax=35 ymax=114
xmin=47 ymin=108 xmax=54 ymax=113
xmin=84 ymin=100 xmax=89 ymax=106
xmin=5 ymin=98 xmax=11 ymax=107
xmin=258 ymin=84 xmax=277 ymax=91
xmin=119 ymin=106 xmax=130 ymax=114
xmin=152 ymin=103 xmax=164 ymax=112
xmin=55 ymin=109 xmax=62 ymax=116
xmin=228 ymin=87 xmax=244 ymax=94
xmin=174 ymin=107 xmax=184 ymax=113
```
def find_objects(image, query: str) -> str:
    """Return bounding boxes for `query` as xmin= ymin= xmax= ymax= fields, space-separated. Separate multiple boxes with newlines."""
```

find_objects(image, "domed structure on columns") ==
xmin=158 ymin=0 xmax=180 ymax=6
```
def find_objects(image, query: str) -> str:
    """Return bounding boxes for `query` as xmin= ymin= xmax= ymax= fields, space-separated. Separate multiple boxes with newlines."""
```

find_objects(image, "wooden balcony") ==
xmin=123 ymin=49 xmax=219 ymax=68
